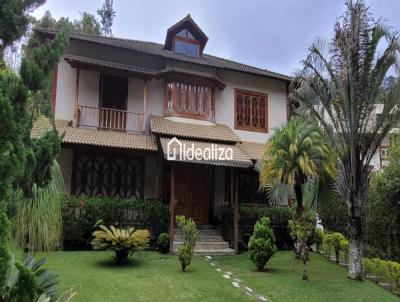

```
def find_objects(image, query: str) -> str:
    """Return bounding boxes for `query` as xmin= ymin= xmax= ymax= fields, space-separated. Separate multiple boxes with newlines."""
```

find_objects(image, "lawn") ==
xmin=36 ymin=251 xmax=398 ymax=302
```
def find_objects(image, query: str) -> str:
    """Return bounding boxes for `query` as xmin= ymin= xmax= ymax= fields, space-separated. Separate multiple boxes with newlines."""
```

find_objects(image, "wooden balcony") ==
xmin=77 ymin=105 xmax=144 ymax=133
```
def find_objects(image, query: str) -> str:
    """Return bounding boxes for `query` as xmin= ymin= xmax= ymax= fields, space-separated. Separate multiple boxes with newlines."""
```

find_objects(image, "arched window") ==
xmin=173 ymin=29 xmax=201 ymax=57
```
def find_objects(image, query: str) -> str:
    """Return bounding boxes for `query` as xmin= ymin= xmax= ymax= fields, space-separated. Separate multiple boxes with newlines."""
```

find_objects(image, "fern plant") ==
xmin=91 ymin=225 xmax=150 ymax=264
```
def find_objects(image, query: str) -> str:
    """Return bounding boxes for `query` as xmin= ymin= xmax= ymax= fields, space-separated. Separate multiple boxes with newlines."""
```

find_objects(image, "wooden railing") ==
xmin=77 ymin=105 xmax=144 ymax=133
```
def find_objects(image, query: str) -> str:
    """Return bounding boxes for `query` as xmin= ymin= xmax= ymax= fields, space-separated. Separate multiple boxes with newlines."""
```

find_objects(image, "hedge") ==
xmin=363 ymin=258 xmax=400 ymax=293
xmin=222 ymin=205 xmax=292 ymax=250
xmin=62 ymin=196 xmax=169 ymax=250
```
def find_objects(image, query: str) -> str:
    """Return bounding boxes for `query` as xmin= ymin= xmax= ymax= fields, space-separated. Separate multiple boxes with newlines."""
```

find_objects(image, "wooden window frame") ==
xmin=173 ymin=29 xmax=201 ymax=57
xmin=234 ymin=88 xmax=268 ymax=133
xmin=164 ymin=77 xmax=215 ymax=121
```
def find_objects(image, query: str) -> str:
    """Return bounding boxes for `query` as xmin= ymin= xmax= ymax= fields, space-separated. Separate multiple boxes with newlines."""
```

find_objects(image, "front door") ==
xmin=174 ymin=163 xmax=210 ymax=225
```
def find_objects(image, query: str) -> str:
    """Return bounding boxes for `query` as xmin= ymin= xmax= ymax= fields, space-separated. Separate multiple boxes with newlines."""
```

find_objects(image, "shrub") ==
xmin=323 ymin=232 xmax=346 ymax=263
xmin=238 ymin=206 xmax=292 ymax=250
xmin=176 ymin=215 xmax=198 ymax=272
xmin=363 ymin=258 xmax=400 ymax=292
xmin=314 ymin=228 xmax=324 ymax=253
xmin=91 ymin=225 xmax=150 ymax=265
xmin=157 ymin=233 xmax=170 ymax=254
xmin=248 ymin=217 xmax=277 ymax=271
xmin=62 ymin=196 xmax=168 ymax=250
xmin=4 ymin=255 xmax=75 ymax=301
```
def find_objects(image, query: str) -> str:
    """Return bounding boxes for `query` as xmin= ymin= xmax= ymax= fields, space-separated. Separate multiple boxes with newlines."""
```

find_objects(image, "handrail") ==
xmin=77 ymin=105 xmax=144 ymax=133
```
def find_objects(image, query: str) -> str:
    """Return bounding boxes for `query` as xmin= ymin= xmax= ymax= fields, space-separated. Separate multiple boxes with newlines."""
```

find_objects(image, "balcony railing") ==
xmin=77 ymin=105 xmax=144 ymax=132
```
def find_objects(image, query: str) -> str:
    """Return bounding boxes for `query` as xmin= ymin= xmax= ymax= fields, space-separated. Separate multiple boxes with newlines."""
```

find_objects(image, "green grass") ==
xmin=35 ymin=251 xmax=398 ymax=302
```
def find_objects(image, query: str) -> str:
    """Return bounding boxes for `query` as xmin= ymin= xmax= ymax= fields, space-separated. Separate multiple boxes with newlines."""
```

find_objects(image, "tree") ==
xmin=97 ymin=0 xmax=115 ymax=36
xmin=74 ymin=12 xmax=101 ymax=36
xmin=259 ymin=116 xmax=335 ymax=215
xmin=176 ymin=215 xmax=198 ymax=272
xmin=248 ymin=217 xmax=277 ymax=271
xmin=0 ymin=0 xmax=45 ymax=60
xmin=290 ymin=0 xmax=400 ymax=279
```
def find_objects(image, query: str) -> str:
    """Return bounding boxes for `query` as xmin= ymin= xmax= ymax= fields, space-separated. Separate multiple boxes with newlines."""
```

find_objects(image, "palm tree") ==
xmin=290 ymin=0 xmax=400 ymax=279
xmin=259 ymin=116 xmax=335 ymax=215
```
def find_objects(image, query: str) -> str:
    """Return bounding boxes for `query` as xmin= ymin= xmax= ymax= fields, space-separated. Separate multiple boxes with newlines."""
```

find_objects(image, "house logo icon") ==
xmin=166 ymin=137 xmax=182 ymax=160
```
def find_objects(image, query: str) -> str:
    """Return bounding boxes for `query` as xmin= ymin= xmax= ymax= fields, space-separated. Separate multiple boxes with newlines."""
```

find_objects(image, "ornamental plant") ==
xmin=176 ymin=215 xmax=198 ymax=272
xmin=314 ymin=228 xmax=324 ymax=253
xmin=91 ymin=225 xmax=150 ymax=264
xmin=157 ymin=233 xmax=170 ymax=254
xmin=248 ymin=217 xmax=277 ymax=271
xmin=324 ymin=232 xmax=346 ymax=264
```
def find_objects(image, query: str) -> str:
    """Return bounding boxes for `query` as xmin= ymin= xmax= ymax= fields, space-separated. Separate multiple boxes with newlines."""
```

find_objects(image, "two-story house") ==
xmin=33 ymin=15 xmax=291 ymax=254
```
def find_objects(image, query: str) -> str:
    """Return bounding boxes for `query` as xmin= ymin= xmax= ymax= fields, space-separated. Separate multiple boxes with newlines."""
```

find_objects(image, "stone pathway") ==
xmin=205 ymin=255 xmax=270 ymax=302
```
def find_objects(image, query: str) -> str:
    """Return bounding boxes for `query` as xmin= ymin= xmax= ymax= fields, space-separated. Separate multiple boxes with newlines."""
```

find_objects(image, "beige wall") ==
xmin=55 ymin=60 xmax=75 ymax=121
xmin=216 ymin=70 xmax=288 ymax=143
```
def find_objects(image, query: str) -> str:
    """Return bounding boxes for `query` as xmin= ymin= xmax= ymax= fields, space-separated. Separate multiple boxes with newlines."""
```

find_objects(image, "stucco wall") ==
xmin=215 ymin=70 xmax=288 ymax=143
xmin=78 ymin=69 xmax=99 ymax=108
xmin=55 ymin=60 xmax=75 ymax=121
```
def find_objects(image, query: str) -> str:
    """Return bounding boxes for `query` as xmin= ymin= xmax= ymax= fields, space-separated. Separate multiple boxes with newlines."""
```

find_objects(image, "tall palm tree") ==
xmin=259 ymin=116 xmax=335 ymax=215
xmin=290 ymin=0 xmax=400 ymax=279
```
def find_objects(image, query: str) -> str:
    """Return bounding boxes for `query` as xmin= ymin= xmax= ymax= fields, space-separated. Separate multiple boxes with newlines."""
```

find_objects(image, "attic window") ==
xmin=173 ymin=29 xmax=200 ymax=57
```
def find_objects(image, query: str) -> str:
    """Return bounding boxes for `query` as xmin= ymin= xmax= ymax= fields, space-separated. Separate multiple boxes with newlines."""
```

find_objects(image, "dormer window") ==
xmin=173 ymin=29 xmax=200 ymax=57
xmin=164 ymin=15 xmax=208 ymax=57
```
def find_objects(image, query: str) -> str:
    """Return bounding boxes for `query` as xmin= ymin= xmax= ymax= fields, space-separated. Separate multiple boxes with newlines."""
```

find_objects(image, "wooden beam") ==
xmin=169 ymin=164 xmax=176 ymax=253
xmin=73 ymin=68 xmax=80 ymax=127
xmin=231 ymin=168 xmax=239 ymax=254
xmin=143 ymin=80 xmax=148 ymax=132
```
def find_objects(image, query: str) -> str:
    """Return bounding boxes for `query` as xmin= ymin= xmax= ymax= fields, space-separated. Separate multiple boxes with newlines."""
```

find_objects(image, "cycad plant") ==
xmin=12 ymin=160 xmax=64 ymax=252
xmin=290 ymin=0 xmax=400 ymax=279
xmin=91 ymin=225 xmax=150 ymax=265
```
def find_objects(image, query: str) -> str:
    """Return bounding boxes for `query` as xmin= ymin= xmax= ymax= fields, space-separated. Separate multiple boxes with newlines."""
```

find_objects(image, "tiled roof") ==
xmin=35 ymin=28 xmax=290 ymax=82
xmin=32 ymin=117 xmax=157 ymax=151
xmin=159 ymin=137 xmax=252 ymax=168
xmin=64 ymin=55 xmax=157 ymax=78
xmin=238 ymin=141 xmax=266 ymax=161
xmin=150 ymin=115 xmax=240 ymax=143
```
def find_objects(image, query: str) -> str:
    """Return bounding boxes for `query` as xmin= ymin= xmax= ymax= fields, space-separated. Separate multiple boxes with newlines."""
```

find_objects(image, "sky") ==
xmin=31 ymin=0 xmax=400 ymax=76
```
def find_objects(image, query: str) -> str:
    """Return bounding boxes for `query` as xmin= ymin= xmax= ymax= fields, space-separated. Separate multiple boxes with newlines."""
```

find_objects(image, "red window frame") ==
xmin=234 ymin=88 xmax=268 ymax=132
xmin=173 ymin=29 xmax=201 ymax=57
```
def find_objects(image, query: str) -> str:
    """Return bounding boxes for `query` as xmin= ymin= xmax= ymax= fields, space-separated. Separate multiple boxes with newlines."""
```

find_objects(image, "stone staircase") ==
xmin=173 ymin=225 xmax=235 ymax=256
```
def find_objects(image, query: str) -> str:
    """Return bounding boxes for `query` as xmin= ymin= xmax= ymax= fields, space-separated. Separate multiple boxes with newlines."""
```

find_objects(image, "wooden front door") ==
xmin=174 ymin=164 xmax=210 ymax=225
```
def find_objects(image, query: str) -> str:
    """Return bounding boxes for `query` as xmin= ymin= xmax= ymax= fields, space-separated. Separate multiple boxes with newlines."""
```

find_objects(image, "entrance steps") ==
xmin=173 ymin=226 xmax=235 ymax=256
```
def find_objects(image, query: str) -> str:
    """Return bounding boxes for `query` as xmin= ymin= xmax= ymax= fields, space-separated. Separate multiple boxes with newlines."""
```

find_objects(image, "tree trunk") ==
xmin=348 ymin=205 xmax=363 ymax=280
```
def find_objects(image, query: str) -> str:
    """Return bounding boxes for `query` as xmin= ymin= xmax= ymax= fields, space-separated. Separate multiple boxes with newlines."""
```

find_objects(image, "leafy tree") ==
xmin=364 ymin=137 xmax=400 ymax=261
xmin=290 ymin=0 xmax=400 ymax=279
xmin=259 ymin=117 xmax=335 ymax=216
xmin=248 ymin=217 xmax=277 ymax=271
xmin=314 ymin=228 xmax=324 ymax=253
xmin=97 ymin=0 xmax=115 ymax=36
xmin=74 ymin=12 xmax=101 ymax=36
xmin=324 ymin=232 xmax=346 ymax=264
xmin=0 ymin=0 xmax=45 ymax=60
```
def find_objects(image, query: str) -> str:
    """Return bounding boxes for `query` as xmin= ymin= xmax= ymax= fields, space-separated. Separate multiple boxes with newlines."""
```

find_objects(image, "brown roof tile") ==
xmin=35 ymin=28 xmax=290 ymax=82
xmin=238 ymin=141 xmax=266 ymax=161
xmin=32 ymin=117 xmax=157 ymax=151
xmin=159 ymin=137 xmax=252 ymax=168
xmin=150 ymin=115 xmax=240 ymax=143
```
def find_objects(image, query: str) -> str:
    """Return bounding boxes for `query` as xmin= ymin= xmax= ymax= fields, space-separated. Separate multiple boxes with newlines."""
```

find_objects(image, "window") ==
xmin=234 ymin=89 xmax=268 ymax=132
xmin=164 ymin=79 xmax=214 ymax=120
xmin=173 ymin=28 xmax=200 ymax=57
xmin=380 ymin=146 xmax=389 ymax=159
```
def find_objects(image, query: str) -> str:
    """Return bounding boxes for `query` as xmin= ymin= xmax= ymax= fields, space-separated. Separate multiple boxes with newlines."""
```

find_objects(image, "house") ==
xmin=33 ymin=15 xmax=291 ymax=254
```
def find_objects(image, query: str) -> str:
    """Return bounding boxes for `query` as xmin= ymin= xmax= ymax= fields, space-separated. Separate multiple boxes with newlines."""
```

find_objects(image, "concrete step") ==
xmin=194 ymin=248 xmax=235 ymax=256
xmin=173 ymin=241 xmax=229 ymax=250
xmin=173 ymin=235 xmax=224 ymax=242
